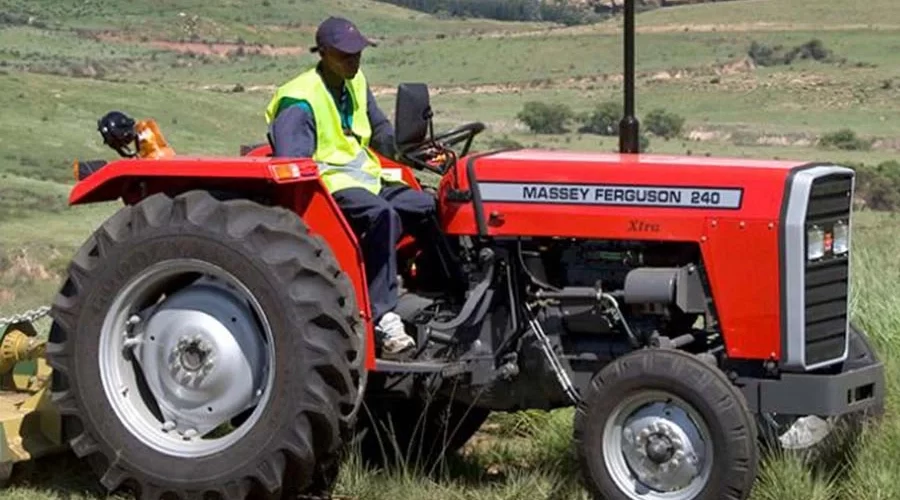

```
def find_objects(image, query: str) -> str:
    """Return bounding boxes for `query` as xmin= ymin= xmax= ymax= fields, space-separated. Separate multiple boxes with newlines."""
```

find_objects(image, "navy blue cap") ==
xmin=311 ymin=16 xmax=376 ymax=54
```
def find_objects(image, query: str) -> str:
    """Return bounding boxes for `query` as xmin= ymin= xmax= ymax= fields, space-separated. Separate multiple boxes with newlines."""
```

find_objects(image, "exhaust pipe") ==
xmin=619 ymin=0 xmax=640 ymax=154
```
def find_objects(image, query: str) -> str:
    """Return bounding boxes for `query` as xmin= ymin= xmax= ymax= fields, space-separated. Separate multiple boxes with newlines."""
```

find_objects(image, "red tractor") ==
xmin=48 ymin=3 xmax=883 ymax=499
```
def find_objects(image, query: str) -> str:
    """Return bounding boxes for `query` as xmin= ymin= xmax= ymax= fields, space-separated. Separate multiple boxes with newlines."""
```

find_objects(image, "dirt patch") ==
xmin=254 ymin=24 xmax=317 ymax=35
xmin=687 ymin=128 xmax=731 ymax=142
xmin=720 ymin=56 xmax=757 ymax=75
xmin=145 ymin=40 xmax=306 ymax=57
xmin=0 ymin=289 xmax=15 ymax=303
xmin=1 ymin=250 xmax=57 ymax=282
xmin=873 ymin=137 xmax=900 ymax=151
xmin=754 ymin=134 xmax=815 ymax=147
xmin=201 ymin=83 xmax=277 ymax=93
xmin=688 ymin=128 xmax=822 ymax=147
xmin=93 ymin=32 xmax=307 ymax=58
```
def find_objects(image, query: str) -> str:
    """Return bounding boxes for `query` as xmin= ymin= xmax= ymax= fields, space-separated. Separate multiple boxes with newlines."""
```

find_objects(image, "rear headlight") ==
xmin=807 ymin=226 xmax=825 ymax=261
xmin=832 ymin=220 xmax=849 ymax=255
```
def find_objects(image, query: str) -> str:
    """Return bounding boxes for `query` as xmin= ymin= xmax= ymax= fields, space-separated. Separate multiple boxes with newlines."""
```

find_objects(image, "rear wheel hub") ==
xmin=99 ymin=259 xmax=273 ymax=458
xmin=644 ymin=434 xmax=675 ymax=463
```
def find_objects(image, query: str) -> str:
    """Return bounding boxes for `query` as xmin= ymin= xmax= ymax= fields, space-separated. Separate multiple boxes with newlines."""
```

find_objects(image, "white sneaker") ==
xmin=377 ymin=311 xmax=416 ymax=355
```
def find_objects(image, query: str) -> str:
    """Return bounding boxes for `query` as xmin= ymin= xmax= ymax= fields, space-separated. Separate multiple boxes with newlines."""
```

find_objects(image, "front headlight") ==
xmin=807 ymin=226 xmax=825 ymax=261
xmin=833 ymin=220 xmax=849 ymax=255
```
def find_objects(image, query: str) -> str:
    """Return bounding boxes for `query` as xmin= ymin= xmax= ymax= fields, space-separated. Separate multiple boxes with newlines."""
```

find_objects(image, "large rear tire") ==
xmin=47 ymin=190 xmax=365 ymax=499
xmin=574 ymin=348 xmax=759 ymax=500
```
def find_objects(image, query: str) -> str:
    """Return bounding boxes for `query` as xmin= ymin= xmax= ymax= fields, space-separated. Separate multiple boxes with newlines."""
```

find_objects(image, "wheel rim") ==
xmin=602 ymin=390 xmax=714 ymax=500
xmin=99 ymin=259 xmax=275 ymax=458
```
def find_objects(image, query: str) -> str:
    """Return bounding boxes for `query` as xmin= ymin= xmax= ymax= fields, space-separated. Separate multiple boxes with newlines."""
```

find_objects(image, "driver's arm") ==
xmin=366 ymin=86 xmax=397 ymax=160
xmin=270 ymin=104 xmax=315 ymax=158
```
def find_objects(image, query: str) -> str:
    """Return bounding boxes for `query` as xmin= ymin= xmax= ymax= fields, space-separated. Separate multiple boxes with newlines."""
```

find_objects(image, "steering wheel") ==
xmin=399 ymin=122 xmax=486 ymax=175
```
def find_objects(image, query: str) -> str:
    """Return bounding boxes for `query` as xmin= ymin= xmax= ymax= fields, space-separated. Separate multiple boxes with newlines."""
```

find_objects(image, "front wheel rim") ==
xmin=98 ymin=258 xmax=276 ymax=458
xmin=602 ymin=390 xmax=714 ymax=500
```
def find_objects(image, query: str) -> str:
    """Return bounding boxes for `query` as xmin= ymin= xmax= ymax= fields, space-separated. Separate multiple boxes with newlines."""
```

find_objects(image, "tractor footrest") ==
xmin=375 ymin=359 xmax=470 ymax=376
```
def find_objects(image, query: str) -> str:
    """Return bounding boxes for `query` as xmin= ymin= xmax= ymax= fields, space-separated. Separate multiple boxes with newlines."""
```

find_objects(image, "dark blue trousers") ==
xmin=332 ymin=183 xmax=437 ymax=323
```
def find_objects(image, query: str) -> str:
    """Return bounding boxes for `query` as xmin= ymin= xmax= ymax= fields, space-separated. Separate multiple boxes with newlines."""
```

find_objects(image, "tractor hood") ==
xmin=439 ymin=149 xmax=849 ymax=239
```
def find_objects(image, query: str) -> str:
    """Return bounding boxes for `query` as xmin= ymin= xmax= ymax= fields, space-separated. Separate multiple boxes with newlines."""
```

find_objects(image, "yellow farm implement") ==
xmin=0 ymin=310 xmax=64 ymax=485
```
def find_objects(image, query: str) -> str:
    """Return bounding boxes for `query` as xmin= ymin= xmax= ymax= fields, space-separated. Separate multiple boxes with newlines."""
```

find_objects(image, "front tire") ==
xmin=574 ymin=348 xmax=759 ymax=500
xmin=47 ymin=191 xmax=364 ymax=499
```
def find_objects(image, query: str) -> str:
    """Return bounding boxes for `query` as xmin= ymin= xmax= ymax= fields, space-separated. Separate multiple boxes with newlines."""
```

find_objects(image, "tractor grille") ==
xmin=803 ymin=173 xmax=853 ymax=367
xmin=782 ymin=166 xmax=854 ymax=371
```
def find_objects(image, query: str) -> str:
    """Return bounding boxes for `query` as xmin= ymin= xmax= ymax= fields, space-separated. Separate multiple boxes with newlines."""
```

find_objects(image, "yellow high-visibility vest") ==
xmin=265 ymin=67 xmax=384 ymax=194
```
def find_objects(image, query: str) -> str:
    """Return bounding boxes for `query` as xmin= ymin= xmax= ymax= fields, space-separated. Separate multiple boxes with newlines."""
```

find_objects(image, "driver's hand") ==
xmin=426 ymin=151 xmax=447 ymax=167
xmin=422 ymin=146 xmax=446 ymax=166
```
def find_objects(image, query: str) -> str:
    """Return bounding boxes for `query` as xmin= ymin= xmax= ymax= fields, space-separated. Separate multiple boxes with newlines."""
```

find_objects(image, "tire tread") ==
xmin=573 ymin=348 xmax=759 ymax=500
xmin=47 ymin=190 xmax=363 ymax=499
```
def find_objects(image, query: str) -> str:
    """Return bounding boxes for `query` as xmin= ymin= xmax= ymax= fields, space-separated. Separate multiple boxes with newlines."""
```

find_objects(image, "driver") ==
xmin=265 ymin=16 xmax=433 ymax=358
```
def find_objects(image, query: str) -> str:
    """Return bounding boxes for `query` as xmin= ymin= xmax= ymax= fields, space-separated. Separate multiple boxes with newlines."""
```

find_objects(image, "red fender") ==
xmin=69 ymin=147 xmax=432 ymax=371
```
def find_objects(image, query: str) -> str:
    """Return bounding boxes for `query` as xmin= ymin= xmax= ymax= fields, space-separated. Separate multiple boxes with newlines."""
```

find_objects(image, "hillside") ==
xmin=374 ymin=0 xmax=748 ymax=24
xmin=1 ymin=0 xmax=900 ymax=499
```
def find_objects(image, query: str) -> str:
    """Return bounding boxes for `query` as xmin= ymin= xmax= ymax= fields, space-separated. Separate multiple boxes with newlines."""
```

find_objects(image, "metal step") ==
xmin=374 ymin=359 xmax=470 ymax=376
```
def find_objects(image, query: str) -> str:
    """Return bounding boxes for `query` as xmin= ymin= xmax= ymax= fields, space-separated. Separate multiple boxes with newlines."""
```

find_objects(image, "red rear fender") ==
xmin=69 ymin=156 xmax=321 ymax=205
xmin=289 ymin=183 xmax=377 ymax=371
xmin=68 ymin=151 xmax=428 ymax=372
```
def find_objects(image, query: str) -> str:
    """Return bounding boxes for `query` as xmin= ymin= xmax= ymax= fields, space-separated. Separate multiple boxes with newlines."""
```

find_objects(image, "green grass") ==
xmin=0 ymin=72 xmax=273 ymax=183
xmin=0 ymin=175 xmax=116 ymax=316
xmin=2 ymin=0 xmax=900 ymax=498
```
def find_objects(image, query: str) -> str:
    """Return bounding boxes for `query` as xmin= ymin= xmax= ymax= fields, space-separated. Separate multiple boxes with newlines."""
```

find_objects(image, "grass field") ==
xmin=2 ymin=0 xmax=900 ymax=498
